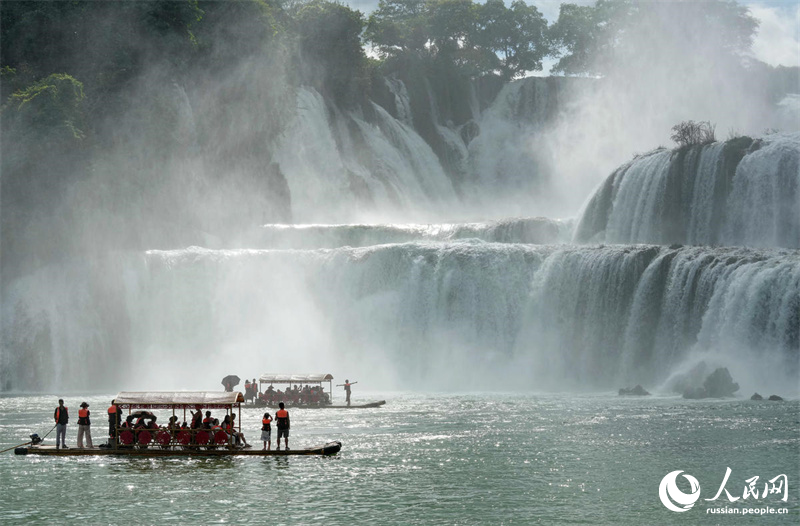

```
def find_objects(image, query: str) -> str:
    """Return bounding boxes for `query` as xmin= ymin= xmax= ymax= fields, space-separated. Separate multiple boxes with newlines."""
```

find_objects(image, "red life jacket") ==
xmin=262 ymin=417 xmax=272 ymax=431
xmin=107 ymin=405 xmax=117 ymax=414
xmin=79 ymin=408 xmax=89 ymax=418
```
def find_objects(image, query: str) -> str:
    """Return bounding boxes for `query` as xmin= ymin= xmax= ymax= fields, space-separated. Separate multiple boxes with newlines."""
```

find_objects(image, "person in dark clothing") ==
xmin=54 ymin=399 xmax=69 ymax=449
xmin=190 ymin=405 xmax=203 ymax=429
xmin=107 ymin=400 xmax=121 ymax=440
xmin=275 ymin=402 xmax=290 ymax=451
xmin=77 ymin=401 xmax=93 ymax=448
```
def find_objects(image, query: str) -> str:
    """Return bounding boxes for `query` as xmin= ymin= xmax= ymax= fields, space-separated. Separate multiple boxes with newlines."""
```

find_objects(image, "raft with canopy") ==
xmin=14 ymin=391 xmax=341 ymax=457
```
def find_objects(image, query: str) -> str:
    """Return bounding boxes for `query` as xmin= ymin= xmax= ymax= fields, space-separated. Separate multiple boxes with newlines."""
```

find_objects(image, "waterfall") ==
xmin=465 ymin=77 xmax=578 ymax=215
xmin=274 ymin=87 xmax=456 ymax=222
xmin=8 ymin=242 xmax=791 ymax=392
xmin=384 ymin=76 xmax=414 ymax=127
xmin=122 ymin=244 xmax=797 ymax=392
xmin=244 ymin=218 xmax=572 ymax=249
xmin=575 ymin=133 xmax=800 ymax=248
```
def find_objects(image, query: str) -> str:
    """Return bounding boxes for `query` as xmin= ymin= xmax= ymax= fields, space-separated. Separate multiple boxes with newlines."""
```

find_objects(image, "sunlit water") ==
xmin=1 ymin=393 xmax=798 ymax=524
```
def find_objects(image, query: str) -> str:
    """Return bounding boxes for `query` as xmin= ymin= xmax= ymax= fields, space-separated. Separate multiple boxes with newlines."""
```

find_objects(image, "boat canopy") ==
xmin=259 ymin=374 xmax=334 ymax=384
xmin=114 ymin=391 xmax=244 ymax=409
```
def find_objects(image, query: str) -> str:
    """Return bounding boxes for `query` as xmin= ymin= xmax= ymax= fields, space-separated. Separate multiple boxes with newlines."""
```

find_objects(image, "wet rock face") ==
xmin=703 ymin=367 xmax=740 ymax=398
xmin=768 ymin=394 xmax=784 ymax=401
xmin=682 ymin=367 xmax=739 ymax=399
xmin=751 ymin=393 xmax=763 ymax=400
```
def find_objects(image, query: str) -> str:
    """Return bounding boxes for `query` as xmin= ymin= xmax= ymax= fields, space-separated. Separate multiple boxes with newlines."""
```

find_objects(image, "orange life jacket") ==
xmin=79 ymin=408 xmax=89 ymax=418
xmin=262 ymin=417 xmax=272 ymax=430
xmin=56 ymin=407 xmax=67 ymax=422
xmin=108 ymin=405 xmax=117 ymax=414
xmin=276 ymin=409 xmax=288 ymax=418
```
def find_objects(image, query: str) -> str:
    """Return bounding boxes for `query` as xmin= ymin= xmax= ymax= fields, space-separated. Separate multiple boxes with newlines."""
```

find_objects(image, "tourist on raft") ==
xmin=276 ymin=402 xmax=290 ymax=451
xmin=261 ymin=413 xmax=272 ymax=451
xmin=77 ymin=401 xmax=94 ymax=448
xmin=190 ymin=405 xmax=203 ymax=429
xmin=229 ymin=414 xmax=251 ymax=448
xmin=107 ymin=400 xmax=121 ymax=440
xmin=54 ymin=399 xmax=69 ymax=449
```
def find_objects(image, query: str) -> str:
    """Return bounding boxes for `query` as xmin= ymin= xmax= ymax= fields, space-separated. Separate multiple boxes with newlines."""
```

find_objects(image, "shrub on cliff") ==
xmin=670 ymin=120 xmax=716 ymax=147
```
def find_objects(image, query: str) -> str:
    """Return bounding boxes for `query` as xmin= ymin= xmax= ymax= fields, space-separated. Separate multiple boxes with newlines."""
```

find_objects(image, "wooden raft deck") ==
xmin=15 ymin=441 xmax=342 ymax=457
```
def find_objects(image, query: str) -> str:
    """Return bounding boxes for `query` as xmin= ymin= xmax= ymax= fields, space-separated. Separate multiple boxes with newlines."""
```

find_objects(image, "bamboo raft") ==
xmin=251 ymin=400 xmax=386 ymax=409
xmin=15 ymin=441 xmax=342 ymax=457
xmin=16 ymin=391 xmax=343 ymax=458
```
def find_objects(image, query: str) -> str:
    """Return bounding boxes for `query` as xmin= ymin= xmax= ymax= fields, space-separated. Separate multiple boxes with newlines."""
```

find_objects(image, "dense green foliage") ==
xmin=292 ymin=0 xmax=370 ymax=106
xmin=365 ymin=0 xmax=549 ymax=80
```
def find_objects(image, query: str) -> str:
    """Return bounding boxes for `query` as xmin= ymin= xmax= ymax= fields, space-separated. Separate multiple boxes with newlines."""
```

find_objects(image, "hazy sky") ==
xmin=347 ymin=0 xmax=800 ymax=70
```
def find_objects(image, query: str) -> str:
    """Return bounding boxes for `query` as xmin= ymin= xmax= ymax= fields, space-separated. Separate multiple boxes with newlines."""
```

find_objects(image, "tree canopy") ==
xmin=549 ymin=0 xmax=758 ymax=76
xmin=366 ymin=0 xmax=550 ymax=80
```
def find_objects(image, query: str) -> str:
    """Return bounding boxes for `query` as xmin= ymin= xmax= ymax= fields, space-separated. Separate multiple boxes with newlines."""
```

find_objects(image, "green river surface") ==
xmin=1 ymin=393 xmax=798 ymax=525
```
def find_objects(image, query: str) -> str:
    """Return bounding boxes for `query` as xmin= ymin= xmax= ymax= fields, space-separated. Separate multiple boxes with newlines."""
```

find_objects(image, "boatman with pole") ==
xmin=337 ymin=379 xmax=358 ymax=406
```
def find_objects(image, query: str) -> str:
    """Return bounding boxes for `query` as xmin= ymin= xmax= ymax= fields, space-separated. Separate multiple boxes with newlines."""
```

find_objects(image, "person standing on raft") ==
xmin=337 ymin=379 xmax=358 ymax=406
xmin=261 ymin=413 xmax=272 ymax=451
xmin=275 ymin=402 xmax=290 ymax=451
xmin=107 ymin=400 xmax=121 ymax=442
xmin=54 ymin=399 xmax=69 ymax=449
xmin=77 ymin=401 xmax=94 ymax=448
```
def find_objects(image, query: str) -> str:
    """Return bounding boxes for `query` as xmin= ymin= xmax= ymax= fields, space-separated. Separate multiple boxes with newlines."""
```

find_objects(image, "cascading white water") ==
xmin=274 ymin=87 xmax=457 ymax=222
xmin=575 ymin=133 xmax=800 ymax=248
xmin=3 ymin=71 xmax=798 ymax=397
xmin=384 ymin=76 xmax=414 ymax=127
xmin=42 ymin=242 xmax=786 ymax=393
xmin=244 ymin=218 xmax=572 ymax=249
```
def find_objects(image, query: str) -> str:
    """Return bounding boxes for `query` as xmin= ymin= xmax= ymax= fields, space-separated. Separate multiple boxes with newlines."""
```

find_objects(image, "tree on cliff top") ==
xmin=549 ymin=0 xmax=758 ymax=76
xmin=366 ymin=0 xmax=549 ymax=80
xmin=292 ymin=0 xmax=369 ymax=107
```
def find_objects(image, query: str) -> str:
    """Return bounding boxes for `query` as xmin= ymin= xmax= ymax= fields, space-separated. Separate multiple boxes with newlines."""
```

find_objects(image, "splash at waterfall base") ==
xmin=4 ymin=240 xmax=795 ymax=397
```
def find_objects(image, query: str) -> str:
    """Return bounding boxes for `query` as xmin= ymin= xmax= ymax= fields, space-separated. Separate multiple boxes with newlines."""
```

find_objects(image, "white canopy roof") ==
xmin=114 ymin=391 xmax=244 ymax=408
xmin=258 ymin=374 xmax=334 ymax=384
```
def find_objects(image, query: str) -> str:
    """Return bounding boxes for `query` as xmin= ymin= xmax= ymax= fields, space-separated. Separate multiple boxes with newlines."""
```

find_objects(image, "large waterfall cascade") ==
xmin=2 ymin=77 xmax=798 ymax=395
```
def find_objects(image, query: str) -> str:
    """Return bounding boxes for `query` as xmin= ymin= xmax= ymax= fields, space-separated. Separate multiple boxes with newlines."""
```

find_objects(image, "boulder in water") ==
xmin=750 ymin=393 xmax=763 ymax=400
xmin=703 ymin=367 xmax=739 ymax=398
xmin=768 ymin=395 xmax=784 ymax=401
xmin=619 ymin=385 xmax=651 ymax=396
xmin=682 ymin=367 xmax=739 ymax=399
xmin=669 ymin=361 xmax=709 ymax=394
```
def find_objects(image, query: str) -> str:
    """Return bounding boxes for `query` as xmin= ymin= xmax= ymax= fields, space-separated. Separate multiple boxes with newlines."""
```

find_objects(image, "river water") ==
xmin=1 ymin=393 xmax=797 ymax=524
